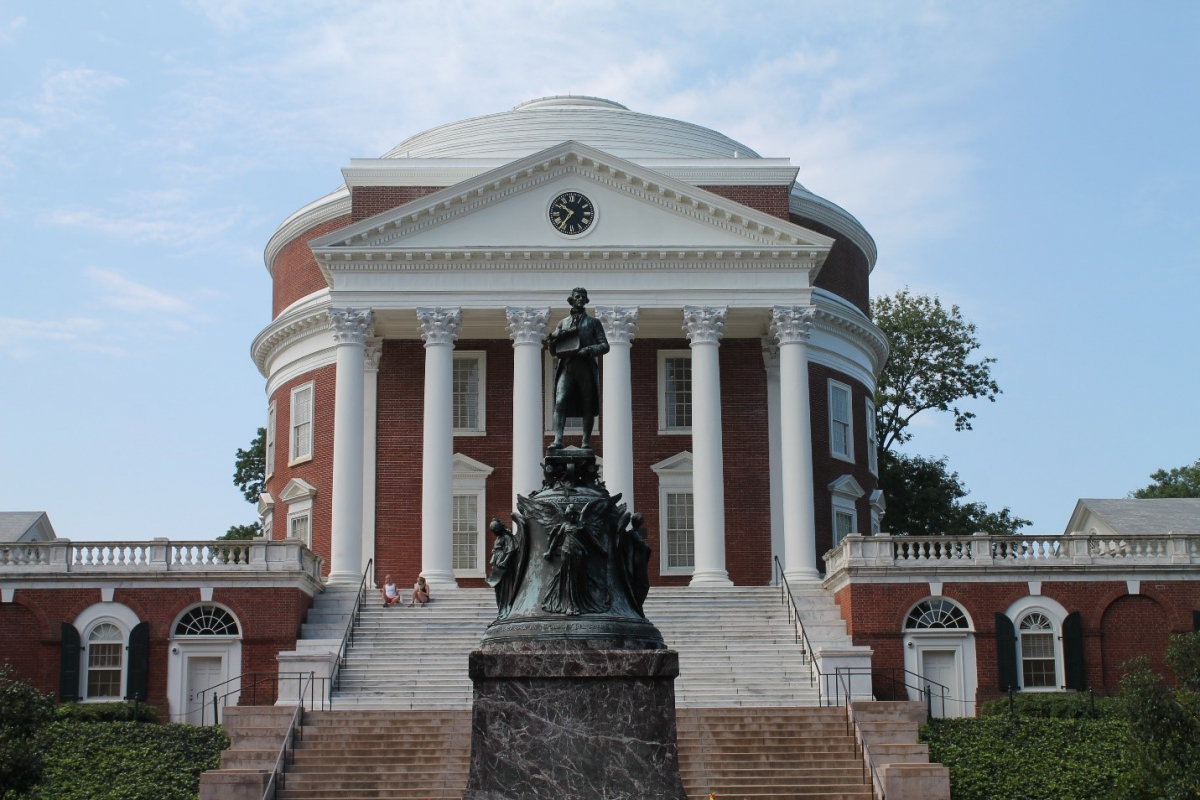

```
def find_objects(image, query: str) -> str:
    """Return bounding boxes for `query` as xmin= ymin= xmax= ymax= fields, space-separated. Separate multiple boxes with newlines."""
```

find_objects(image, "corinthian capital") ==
xmin=505 ymin=306 xmax=550 ymax=345
xmin=770 ymin=305 xmax=816 ymax=346
xmin=364 ymin=337 xmax=384 ymax=372
xmin=761 ymin=335 xmax=780 ymax=371
xmin=682 ymin=306 xmax=727 ymax=346
xmin=594 ymin=306 xmax=639 ymax=345
xmin=416 ymin=307 xmax=461 ymax=347
xmin=329 ymin=308 xmax=375 ymax=345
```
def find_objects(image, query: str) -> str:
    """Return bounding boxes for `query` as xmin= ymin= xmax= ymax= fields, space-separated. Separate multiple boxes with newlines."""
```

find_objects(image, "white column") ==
xmin=683 ymin=306 xmax=732 ymax=586
xmin=595 ymin=306 xmax=639 ymax=511
xmin=762 ymin=337 xmax=784 ymax=582
xmin=327 ymin=308 xmax=374 ymax=584
xmin=362 ymin=338 xmax=382 ymax=582
xmin=506 ymin=307 xmax=549 ymax=507
xmin=771 ymin=305 xmax=820 ymax=582
xmin=417 ymin=307 xmax=461 ymax=590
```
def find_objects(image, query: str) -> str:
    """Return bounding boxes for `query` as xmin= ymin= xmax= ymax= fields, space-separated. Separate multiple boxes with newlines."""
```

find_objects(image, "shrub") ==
xmin=1115 ymin=649 xmax=1200 ymax=800
xmin=32 ymin=721 xmax=228 ymax=800
xmin=979 ymin=690 xmax=1120 ymax=719
xmin=0 ymin=665 xmax=56 ymax=800
xmin=54 ymin=701 xmax=160 ymax=724
xmin=922 ymin=715 xmax=1131 ymax=800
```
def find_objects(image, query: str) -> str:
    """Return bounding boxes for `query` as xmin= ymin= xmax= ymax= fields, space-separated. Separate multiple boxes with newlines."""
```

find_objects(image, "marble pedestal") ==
xmin=463 ymin=648 xmax=688 ymax=799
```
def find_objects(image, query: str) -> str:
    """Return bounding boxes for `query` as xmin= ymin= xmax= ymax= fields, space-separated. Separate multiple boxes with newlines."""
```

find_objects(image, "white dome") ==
xmin=380 ymin=96 xmax=761 ymax=161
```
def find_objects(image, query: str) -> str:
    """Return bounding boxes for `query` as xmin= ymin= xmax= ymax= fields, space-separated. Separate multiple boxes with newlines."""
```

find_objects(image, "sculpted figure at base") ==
xmin=548 ymin=287 xmax=609 ymax=450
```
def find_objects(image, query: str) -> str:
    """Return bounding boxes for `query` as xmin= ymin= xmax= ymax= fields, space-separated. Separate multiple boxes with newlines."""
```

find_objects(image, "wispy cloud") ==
xmin=0 ymin=15 xmax=26 ymax=45
xmin=85 ymin=266 xmax=195 ymax=315
xmin=47 ymin=205 xmax=241 ymax=247
xmin=34 ymin=67 xmax=127 ymax=126
xmin=0 ymin=316 xmax=122 ymax=359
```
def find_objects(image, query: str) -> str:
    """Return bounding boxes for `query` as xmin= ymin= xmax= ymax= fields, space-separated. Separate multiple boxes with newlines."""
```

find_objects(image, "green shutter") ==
xmin=60 ymin=623 xmax=80 ymax=702
xmin=1063 ymin=611 xmax=1085 ymax=690
xmin=995 ymin=612 xmax=1017 ymax=692
xmin=1193 ymin=610 xmax=1199 ymax=632
xmin=126 ymin=622 xmax=150 ymax=701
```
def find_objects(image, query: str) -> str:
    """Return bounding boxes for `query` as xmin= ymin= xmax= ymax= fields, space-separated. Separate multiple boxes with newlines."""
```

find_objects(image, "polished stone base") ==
xmin=463 ymin=649 xmax=688 ymax=800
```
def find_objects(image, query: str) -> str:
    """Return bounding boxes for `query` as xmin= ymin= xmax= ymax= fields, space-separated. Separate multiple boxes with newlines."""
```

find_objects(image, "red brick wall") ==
xmin=0 ymin=586 xmax=312 ymax=711
xmin=789 ymin=214 xmax=871 ymax=316
xmin=697 ymin=185 xmax=791 ymax=220
xmin=351 ymin=186 xmax=442 ymax=222
xmin=1101 ymin=594 xmax=1171 ymax=688
xmin=266 ymin=363 xmax=337 ymax=576
xmin=271 ymin=216 xmax=349 ymax=318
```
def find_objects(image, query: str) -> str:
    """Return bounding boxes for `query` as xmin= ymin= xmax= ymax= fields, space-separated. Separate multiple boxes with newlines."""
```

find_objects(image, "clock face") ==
xmin=548 ymin=192 xmax=596 ymax=236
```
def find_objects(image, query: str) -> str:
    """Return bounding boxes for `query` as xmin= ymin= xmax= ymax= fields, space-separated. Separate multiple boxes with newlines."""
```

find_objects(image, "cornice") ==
xmin=312 ymin=142 xmax=834 ymax=256
xmin=318 ymin=249 xmax=820 ymax=275
xmin=810 ymin=289 xmax=889 ymax=373
xmin=251 ymin=297 xmax=334 ymax=376
xmin=264 ymin=188 xmax=351 ymax=277
xmin=789 ymin=187 xmax=877 ymax=271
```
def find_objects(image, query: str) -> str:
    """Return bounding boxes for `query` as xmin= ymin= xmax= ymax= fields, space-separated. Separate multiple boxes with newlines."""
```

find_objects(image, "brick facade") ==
xmin=271 ymin=215 xmax=350 ymax=318
xmin=351 ymin=186 xmax=441 ymax=222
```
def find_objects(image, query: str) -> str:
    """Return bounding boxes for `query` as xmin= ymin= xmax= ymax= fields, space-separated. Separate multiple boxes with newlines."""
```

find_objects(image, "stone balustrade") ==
xmin=825 ymin=532 xmax=1200 ymax=579
xmin=0 ymin=537 xmax=322 ymax=580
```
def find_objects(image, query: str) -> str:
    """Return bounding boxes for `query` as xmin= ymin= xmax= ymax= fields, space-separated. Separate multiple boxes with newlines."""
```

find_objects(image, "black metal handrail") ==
xmin=835 ymin=666 xmax=951 ymax=720
xmin=332 ymin=558 xmax=374 ymax=694
xmin=836 ymin=669 xmax=885 ymax=800
xmin=772 ymin=555 xmax=824 ymax=706
xmin=198 ymin=671 xmax=329 ymax=726
xmin=262 ymin=671 xmax=315 ymax=800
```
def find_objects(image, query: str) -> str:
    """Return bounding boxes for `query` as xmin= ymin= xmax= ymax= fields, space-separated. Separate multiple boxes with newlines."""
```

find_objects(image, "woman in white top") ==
xmin=380 ymin=575 xmax=401 ymax=606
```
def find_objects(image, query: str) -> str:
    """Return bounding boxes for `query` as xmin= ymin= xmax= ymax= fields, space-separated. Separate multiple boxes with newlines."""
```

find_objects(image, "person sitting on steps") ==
xmin=412 ymin=576 xmax=430 ymax=606
xmin=380 ymin=575 xmax=401 ymax=607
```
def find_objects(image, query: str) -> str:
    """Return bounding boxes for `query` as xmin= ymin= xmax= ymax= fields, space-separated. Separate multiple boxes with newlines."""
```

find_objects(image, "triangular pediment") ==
xmin=651 ymin=451 xmax=694 ymax=474
xmin=310 ymin=142 xmax=834 ymax=259
xmin=828 ymin=474 xmax=865 ymax=499
xmin=279 ymin=478 xmax=317 ymax=502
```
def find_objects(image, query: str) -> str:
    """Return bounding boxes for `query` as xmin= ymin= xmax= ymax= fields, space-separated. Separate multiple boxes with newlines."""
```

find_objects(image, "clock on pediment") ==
xmin=548 ymin=191 xmax=596 ymax=236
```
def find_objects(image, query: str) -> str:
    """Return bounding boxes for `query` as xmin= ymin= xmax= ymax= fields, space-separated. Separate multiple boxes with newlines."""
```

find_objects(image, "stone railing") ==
xmin=0 ymin=538 xmax=322 ymax=579
xmin=825 ymin=532 xmax=1200 ymax=576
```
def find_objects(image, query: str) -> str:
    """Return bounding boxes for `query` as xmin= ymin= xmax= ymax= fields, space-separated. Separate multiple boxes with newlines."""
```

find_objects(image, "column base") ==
xmin=688 ymin=569 xmax=733 ymax=586
xmin=419 ymin=570 xmax=459 ymax=592
xmin=324 ymin=570 xmax=363 ymax=585
xmin=784 ymin=569 xmax=822 ymax=584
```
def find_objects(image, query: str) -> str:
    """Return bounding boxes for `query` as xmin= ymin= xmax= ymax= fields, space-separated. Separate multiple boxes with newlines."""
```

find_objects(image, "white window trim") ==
xmin=543 ymin=352 xmax=595 ymax=435
xmin=869 ymin=489 xmax=886 ymax=536
xmin=452 ymin=453 xmax=494 ymax=578
xmin=651 ymin=451 xmax=695 ymax=576
xmin=258 ymin=493 xmax=274 ymax=540
xmin=828 ymin=379 xmax=855 ymax=463
xmin=1006 ymin=596 xmax=1068 ymax=692
xmin=73 ymin=602 xmax=140 ymax=703
xmin=289 ymin=381 xmax=315 ymax=466
xmin=865 ymin=398 xmax=877 ymax=476
xmin=266 ymin=400 xmax=277 ymax=479
xmin=453 ymin=351 xmax=487 ymax=436
xmin=832 ymin=496 xmax=857 ymax=548
xmin=279 ymin=478 xmax=317 ymax=549
xmin=829 ymin=474 xmax=865 ymax=549
xmin=657 ymin=350 xmax=693 ymax=434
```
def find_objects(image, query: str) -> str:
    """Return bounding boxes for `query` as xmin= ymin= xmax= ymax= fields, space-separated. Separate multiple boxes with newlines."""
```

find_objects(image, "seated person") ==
xmin=380 ymin=575 xmax=401 ymax=606
xmin=412 ymin=576 xmax=430 ymax=606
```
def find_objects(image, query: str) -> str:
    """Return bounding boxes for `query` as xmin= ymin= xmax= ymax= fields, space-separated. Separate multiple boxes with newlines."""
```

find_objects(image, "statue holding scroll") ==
xmin=547 ymin=287 xmax=609 ymax=450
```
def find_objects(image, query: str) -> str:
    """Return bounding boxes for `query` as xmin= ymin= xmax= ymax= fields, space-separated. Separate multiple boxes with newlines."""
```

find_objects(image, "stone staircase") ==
xmin=328 ymin=585 xmax=855 ymax=709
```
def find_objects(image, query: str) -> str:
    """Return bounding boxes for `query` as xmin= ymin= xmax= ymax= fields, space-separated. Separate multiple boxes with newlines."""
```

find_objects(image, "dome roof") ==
xmin=380 ymin=96 xmax=761 ymax=161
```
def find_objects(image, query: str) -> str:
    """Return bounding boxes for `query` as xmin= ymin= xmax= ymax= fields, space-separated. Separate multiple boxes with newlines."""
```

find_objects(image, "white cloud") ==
xmin=84 ymin=266 xmax=195 ymax=315
xmin=47 ymin=206 xmax=241 ymax=247
xmin=35 ymin=67 xmax=127 ymax=126
xmin=0 ymin=316 xmax=117 ymax=358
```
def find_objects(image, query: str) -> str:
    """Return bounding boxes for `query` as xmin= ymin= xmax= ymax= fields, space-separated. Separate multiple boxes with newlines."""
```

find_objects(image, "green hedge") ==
xmin=53 ymin=702 xmax=161 ymax=724
xmin=922 ymin=716 xmax=1132 ymax=800
xmin=29 ymin=721 xmax=228 ymax=800
xmin=979 ymin=691 xmax=1121 ymax=719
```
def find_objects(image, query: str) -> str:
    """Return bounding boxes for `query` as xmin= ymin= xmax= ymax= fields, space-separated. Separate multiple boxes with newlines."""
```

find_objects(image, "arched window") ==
xmin=1018 ymin=612 xmax=1057 ymax=688
xmin=906 ymin=599 xmax=969 ymax=630
xmin=86 ymin=622 xmax=124 ymax=698
xmin=174 ymin=606 xmax=240 ymax=637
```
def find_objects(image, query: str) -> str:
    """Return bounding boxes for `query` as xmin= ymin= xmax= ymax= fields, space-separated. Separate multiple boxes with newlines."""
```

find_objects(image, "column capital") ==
xmin=682 ymin=305 xmax=726 ymax=346
xmin=594 ymin=306 xmax=640 ymax=345
xmin=770 ymin=305 xmax=816 ymax=346
xmin=505 ymin=306 xmax=550 ymax=345
xmin=416 ymin=307 xmax=461 ymax=347
xmin=329 ymin=308 xmax=374 ymax=346
xmin=364 ymin=337 xmax=384 ymax=373
xmin=761 ymin=335 xmax=780 ymax=372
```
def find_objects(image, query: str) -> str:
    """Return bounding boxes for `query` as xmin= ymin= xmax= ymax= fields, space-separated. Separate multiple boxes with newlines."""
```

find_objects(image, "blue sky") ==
xmin=1 ymin=1 xmax=1197 ymax=541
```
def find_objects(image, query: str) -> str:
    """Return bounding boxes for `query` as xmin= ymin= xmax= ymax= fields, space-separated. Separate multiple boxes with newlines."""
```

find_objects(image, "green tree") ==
xmin=872 ymin=289 xmax=1000 ymax=452
xmin=1132 ymin=458 xmax=1200 ymax=498
xmin=0 ymin=664 xmax=55 ymax=800
xmin=220 ymin=428 xmax=266 ymax=541
xmin=879 ymin=451 xmax=1029 ymax=536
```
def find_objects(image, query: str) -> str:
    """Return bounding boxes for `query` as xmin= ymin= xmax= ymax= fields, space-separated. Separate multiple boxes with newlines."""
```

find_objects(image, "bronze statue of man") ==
xmin=547 ymin=287 xmax=609 ymax=450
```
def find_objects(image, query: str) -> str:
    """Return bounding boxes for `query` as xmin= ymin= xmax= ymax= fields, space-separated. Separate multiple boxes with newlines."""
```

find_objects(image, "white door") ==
xmin=920 ymin=649 xmax=960 ymax=719
xmin=186 ymin=656 xmax=224 ymax=724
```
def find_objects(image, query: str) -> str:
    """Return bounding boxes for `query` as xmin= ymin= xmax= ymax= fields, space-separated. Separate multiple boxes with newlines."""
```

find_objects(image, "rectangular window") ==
xmin=1021 ymin=633 xmax=1057 ymax=688
xmin=832 ymin=496 xmax=857 ymax=547
xmin=870 ymin=510 xmax=881 ymax=536
xmin=665 ymin=492 xmax=695 ymax=570
xmin=658 ymin=351 xmax=692 ymax=433
xmin=453 ymin=353 xmax=486 ymax=434
xmin=452 ymin=494 xmax=480 ymax=572
xmin=87 ymin=643 xmax=122 ymax=698
xmin=289 ymin=513 xmax=311 ymax=547
xmin=829 ymin=381 xmax=854 ymax=462
xmin=865 ymin=398 xmax=878 ymax=476
xmin=266 ymin=401 xmax=276 ymax=480
xmin=290 ymin=383 xmax=314 ymax=464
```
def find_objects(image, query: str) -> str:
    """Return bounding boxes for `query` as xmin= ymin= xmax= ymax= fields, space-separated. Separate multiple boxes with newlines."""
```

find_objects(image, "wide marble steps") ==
xmin=329 ymin=585 xmax=846 ymax=709
xmin=272 ymin=706 xmax=873 ymax=800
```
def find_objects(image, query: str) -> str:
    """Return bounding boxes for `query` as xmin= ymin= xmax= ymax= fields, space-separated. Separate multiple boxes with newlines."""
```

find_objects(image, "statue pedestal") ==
xmin=463 ymin=648 xmax=687 ymax=800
